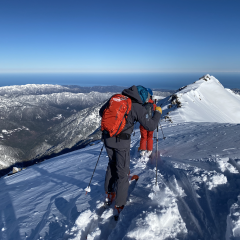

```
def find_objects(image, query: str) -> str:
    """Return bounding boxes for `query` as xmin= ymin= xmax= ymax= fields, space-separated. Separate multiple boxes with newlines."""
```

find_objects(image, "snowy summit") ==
xmin=161 ymin=74 xmax=240 ymax=123
xmin=1 ymin=75 xmax=240 ymax=240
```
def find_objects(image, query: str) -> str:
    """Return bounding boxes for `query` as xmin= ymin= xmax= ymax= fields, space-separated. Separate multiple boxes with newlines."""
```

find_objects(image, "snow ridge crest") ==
xmin=161 ymin=74 xmax=240 ymax=124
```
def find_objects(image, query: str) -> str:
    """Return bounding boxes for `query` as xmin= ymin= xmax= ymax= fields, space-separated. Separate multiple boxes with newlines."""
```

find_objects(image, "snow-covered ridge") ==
xmin=0 ymin=84 xmax=124 ymax=97
xmin=0 ymin=84 xmax=66 ymax=97
xmin=1 ymin=91 xmax=113 ymax=106
xmin=161 ymin=74 xmax=240 ymax=123
xmin=0 ymin=91 xmax=113 ymax=120
xmin=2 ymin=127 xmax=29 ymax=135
xmin=153 ymin=90 xmax=173 ymax=101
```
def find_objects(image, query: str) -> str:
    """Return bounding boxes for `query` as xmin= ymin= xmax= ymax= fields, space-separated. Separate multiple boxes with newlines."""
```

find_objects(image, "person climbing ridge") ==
xmin=139 ymin=88 xmax=157 ymax=158
xmin=99 ymin=85 xmax=162 ymax=219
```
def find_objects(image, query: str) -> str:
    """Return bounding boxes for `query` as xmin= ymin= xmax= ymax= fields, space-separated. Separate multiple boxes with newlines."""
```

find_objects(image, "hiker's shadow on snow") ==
xmin=0 ymin=179 xmax=21 ymax=240
xmin=34 ymin=166 xmax=86 ymax=187
xmin=66 ymin=148 xmax=107 ymax=158
xmin=42 ymin=196 xmax=80 ymax=240
xmin=43 ymin=197 xmax=79 ymax=240
xmin=55 ymin=197 xmax=79 ymax=223
xmin=35 ymin=165 xmax=106 ymax=205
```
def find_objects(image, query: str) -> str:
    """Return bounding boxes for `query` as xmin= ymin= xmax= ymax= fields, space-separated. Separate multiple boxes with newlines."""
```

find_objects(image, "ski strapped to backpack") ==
xmin=101 ymin=94 xmax=132 ymax=138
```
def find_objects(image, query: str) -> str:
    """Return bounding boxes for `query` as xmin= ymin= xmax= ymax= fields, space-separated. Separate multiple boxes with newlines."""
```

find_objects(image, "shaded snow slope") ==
xmin=1 ymin=120 xmax=240 ymax=240
xmin=160 ymin=74 xmax=240 ymax=123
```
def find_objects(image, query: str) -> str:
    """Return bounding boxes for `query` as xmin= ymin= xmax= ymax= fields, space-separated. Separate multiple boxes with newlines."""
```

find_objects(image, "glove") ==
xmin=155 ymin=106 xmax=162 ymax=114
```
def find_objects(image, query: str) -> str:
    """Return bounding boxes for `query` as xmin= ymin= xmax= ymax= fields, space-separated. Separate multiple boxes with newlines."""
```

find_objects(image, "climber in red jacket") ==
xmin=139 ymin=88 xmax=157 ymax=157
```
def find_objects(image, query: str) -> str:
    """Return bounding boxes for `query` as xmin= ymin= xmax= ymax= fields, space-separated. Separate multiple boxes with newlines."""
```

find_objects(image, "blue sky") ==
xmin=0 ymin=0 xmax=240 ymax=73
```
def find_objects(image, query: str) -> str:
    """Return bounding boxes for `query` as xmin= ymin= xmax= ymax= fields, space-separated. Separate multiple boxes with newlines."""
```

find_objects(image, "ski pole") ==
xmin=154 ymin=99 xmax=158 ymax=186
xmin=159 ymin=120 xmax=166 ymax=140
xmin=85 ymin=144 xmax=104 ymax=194
xmin=156 ymin=123 xmax=158 ymax=186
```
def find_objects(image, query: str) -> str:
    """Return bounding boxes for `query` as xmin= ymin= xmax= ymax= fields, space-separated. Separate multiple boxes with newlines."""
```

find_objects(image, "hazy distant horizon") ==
xmin=0 ymin=72 xmax=240 ymax=90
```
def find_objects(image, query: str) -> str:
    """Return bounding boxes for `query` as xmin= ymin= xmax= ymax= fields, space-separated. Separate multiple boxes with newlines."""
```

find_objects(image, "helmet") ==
xmin=137 ymin=85 xmax=149 ymax=103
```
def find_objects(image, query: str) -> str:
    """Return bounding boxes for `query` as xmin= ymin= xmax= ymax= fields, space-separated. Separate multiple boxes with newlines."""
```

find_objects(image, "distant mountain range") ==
xmin=0 ymin=84 xmax=174 ymax=176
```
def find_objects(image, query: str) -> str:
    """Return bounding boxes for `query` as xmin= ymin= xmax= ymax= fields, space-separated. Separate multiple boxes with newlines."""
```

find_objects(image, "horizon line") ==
xmin=1 ymin=70 xmax=240 ymax=74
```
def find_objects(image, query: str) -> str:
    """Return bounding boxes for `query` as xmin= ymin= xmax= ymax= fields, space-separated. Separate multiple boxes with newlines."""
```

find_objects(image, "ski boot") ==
xmin=104 ymin=192 xmax=116 ymax=207
xmin=114 ymin=205 xmax=124 ymax=221
xmin=146 ymin=150 xmax=152 ymax=158
xmin=140 ymin=150 xmax=146 ymax=156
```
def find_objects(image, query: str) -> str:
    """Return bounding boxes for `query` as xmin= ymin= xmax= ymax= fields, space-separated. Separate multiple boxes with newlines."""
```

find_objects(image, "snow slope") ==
xmin=1 ymin=123 xmax=240 ymax=240
xmin=1 ymin=75 xmax=240 ymax=240
xmin=161 ymin=74 xmax=240 ymax=123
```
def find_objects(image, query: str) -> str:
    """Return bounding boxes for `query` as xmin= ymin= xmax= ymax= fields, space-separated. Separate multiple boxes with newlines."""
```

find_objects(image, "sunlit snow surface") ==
xmin=161 ymin=74 xmax=240 ymax=123
xmin=0 ymin=75 xmax=240 ymax=240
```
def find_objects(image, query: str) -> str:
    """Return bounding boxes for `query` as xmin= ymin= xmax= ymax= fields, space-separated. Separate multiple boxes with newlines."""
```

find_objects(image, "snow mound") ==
xmin=161 ymin=74 xmax=240 ymax=123
xmin=218 ymin=157 xmax=239 ymax=173
xmin=125 ymin=202 xmax=187 ymax=240
xmin=226 ymin=196 xmax=240 ymax=239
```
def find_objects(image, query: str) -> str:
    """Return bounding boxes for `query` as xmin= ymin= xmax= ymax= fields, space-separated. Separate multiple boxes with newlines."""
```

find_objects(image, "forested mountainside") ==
xmin=0 ymin=85 xmax=114 ymax=175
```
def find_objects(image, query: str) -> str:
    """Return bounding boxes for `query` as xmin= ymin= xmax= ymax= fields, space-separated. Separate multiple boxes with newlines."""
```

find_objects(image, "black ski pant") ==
xmin=104 ymin=146 xmax=130 ymax=206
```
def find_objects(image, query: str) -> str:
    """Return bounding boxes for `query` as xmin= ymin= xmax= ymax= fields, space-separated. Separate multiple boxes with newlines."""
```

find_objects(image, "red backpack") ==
xmin=101 ymin=94 xmax=132 ymax=137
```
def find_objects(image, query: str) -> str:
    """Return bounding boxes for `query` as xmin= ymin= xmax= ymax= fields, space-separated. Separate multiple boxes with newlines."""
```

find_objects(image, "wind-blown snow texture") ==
xmin=0 ymin=75 xmax=240 ymax=240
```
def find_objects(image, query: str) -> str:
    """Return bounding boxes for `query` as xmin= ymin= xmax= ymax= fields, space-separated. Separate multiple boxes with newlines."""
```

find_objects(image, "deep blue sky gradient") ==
xmin=1 ymin=0 xmax=240 ymax=74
